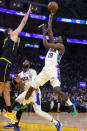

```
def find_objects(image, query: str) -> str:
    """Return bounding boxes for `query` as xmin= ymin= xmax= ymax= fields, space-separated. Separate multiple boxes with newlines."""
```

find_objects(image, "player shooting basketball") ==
xmin=24 ymin=9 xmax=77 ymax=131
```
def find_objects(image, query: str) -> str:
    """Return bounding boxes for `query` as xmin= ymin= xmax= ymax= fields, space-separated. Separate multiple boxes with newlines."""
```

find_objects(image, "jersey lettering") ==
xmin=21 ymin=77 xmax=28 ymax=81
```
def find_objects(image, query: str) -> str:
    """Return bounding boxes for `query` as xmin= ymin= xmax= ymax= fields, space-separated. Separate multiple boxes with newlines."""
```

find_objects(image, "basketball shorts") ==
xmin=30 ymin=66 xmax=61 ymax=89
xmin=0 ymin=59 xmax=12 ymax=82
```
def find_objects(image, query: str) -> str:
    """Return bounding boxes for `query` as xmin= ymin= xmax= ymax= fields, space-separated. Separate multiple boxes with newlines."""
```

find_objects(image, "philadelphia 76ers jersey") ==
xmin=16 ymin=68 xmax=41 ymax=104
xmin=45 ymin=48 xmax=62 ymax=67
xmin=18 ymin=69 xmax=37 ymax=82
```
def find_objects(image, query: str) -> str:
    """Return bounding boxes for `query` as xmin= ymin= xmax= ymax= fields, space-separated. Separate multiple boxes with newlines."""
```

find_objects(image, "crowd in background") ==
xmin=0 ymin=40 xmax=87 ymax=113
xmin=5 ymin=45 xmax=87 ymax=113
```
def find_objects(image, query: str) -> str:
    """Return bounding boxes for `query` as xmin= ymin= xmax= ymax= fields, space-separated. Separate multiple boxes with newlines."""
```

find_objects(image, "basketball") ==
xmin=48 ymin=1 xmax=58 ymax=13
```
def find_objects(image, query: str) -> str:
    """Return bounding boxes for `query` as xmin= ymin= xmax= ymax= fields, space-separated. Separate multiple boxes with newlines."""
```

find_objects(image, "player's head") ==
xmin=23 ymin=60 xmax=30 ymax=72
xmin=4 ymin=28 xmax=13 ymax=38
xmin=54 ymin=36 xmax=67 ymax=45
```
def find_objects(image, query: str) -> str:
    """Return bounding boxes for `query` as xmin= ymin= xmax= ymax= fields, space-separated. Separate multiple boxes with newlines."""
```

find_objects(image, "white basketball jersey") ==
xmin=17 ymin=69 xmax=41 ymax=104
xmin=45 ymin=48 xmax=62 ymax=67
xmin=18 ymin=69 xmax=37 ymax=82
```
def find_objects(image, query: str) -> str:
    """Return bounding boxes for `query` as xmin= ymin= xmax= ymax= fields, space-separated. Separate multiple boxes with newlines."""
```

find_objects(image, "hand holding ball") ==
xmin=48 ymin=1 xmax=58 ymax=13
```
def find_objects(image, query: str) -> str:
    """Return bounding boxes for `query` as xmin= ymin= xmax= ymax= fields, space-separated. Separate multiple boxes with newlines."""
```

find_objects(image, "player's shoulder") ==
xmin=29 ymin=68 xmax=37 ymax=75
xmin=18 ymin=71 xmax=23 ymax=76
xmin=29 ymin=68 xmax=36 ymax=72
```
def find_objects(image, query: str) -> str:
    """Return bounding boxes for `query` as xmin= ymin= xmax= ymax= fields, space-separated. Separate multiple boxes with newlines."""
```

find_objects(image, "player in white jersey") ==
xmin=3 ymin=60 xmax=61 ymax=131
xmin=25 ymin=13 xmax=77 ymax=123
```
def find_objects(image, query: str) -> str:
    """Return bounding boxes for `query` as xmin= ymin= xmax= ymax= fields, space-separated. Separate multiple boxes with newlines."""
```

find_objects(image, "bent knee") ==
xmin=53 ymin=86 xmax=61 ymax=93
xmin=4 ymin=83 xmax=10 ymax=92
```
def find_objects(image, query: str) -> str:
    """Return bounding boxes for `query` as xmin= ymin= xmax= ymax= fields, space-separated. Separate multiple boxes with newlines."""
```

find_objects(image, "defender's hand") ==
xmin=28 ymin=4 xmax=32 ymax=14
xmin=49 ymin=12 xmax=55 ymax=18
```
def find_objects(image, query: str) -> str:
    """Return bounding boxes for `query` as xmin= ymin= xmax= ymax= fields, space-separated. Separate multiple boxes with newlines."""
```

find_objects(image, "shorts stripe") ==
xmin=4 ymin=63 xmax=8 ymax=82
xmin=35 ymin=89 xmax=40 ymax=105
xmin=56 ymin=66 xmax=61 ymax=82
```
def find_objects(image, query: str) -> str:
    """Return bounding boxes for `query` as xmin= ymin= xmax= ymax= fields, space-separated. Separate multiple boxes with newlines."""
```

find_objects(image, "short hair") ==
xmin=23 ymin=59 xmax=30 ymax=66
xmin=23 ymin=59 xmax=30 ymax=64
xmin=62 ymin=35 xmax=67 ymax=46
xmin=4 ymin=28 xmax=10 ymax=38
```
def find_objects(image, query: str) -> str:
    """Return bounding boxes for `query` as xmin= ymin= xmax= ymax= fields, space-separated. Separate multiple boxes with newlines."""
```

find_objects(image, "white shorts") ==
xmin=15 ymin=88 xmax=41 ymax=105
xmin=30 ymin=66 xmax=61 ymax=89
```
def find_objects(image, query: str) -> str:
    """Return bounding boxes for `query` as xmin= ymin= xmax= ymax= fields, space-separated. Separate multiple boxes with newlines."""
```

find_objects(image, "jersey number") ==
xmin=48 ymin=53 xmax=53 ymax=58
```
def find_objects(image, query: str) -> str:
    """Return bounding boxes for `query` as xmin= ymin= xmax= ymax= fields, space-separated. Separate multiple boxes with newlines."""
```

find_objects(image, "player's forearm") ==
xmin=43 ymin=33 xmax=62 ymax=50
xmin=12 ymin=5 xmax=31 ymax=37
xmin=21 ymin=10 xmax=30 ymax=27
xmin=43 ymin=33 xmax=50 ymax=48
xmin=48 ymin=15 xmax=54 ymax=42
xmin=48 ymin=14 xmax=53 ymax=28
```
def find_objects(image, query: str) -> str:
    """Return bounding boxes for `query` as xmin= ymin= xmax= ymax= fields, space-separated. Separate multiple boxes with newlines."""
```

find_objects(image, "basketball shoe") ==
xmin=70 ymin=104 xmax=77 ymax=116
xmin=56 ymin=120 xmax=62 ymax=131
xmin=3 ymin=123 xmax=20 ymax=131
xmin=4 ymin=112 xmax=18 ymax=123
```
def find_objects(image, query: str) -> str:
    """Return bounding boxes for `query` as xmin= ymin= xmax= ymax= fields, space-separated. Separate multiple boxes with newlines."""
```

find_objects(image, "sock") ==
xmin=66 ymin=99 xmax=73 ymax=106
xmin=6 ymin=106 xmax=12 ymax=112
xmin=16 ymin=110 xmax=23 ymax=125
xmin=51 ymin=118 xmax=58 ymax=125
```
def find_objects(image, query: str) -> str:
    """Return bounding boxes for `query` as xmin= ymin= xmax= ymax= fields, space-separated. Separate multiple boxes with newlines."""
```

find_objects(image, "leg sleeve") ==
xmin=16 ymin=110 xmax=23 ymax=124
xmin=33 ymin=104 xmax=53 ymax=122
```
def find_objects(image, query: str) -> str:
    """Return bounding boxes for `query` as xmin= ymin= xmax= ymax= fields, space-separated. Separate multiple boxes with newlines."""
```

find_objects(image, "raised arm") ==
xmin=42 ymin=26 xmax=65 ymax=54
xmin=48 ymin=13 xmax=54 ymax=42
xmin=11 ymin=4 xmax=32 ymax=37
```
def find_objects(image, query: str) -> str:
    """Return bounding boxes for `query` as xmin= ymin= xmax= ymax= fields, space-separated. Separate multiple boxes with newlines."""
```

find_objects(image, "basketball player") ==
xmin=0 ymin=4 xmax=32 ymax=122
xmin=3 ymin=60 xmax=62 ymax=131
xmin=24 ymin=12 xmax=77 ymax=120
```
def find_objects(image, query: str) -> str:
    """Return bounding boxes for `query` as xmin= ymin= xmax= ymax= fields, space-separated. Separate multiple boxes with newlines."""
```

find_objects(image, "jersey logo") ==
xmin=21 ymin=77 xmax=28 ymax=81
xmin=48 ymin=53 xmax=53 ymax=58
xmin=48 ymin=49 xmax=56 ymax=58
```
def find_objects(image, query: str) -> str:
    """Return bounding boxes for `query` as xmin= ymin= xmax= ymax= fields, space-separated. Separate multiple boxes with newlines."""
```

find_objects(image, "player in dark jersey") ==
xmin=0 ymin=4 xmax=32 ymax=122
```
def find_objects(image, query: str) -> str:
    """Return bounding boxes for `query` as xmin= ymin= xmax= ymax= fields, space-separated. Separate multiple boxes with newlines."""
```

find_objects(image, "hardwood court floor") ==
xmin=0 ymin=112 xmax=87 ymax=131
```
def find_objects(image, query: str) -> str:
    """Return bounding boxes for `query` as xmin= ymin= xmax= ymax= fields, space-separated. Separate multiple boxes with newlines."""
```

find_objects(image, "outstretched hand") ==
xmin=49 ymin=12 xmax=55 ymax=18
xmin=28 ymin=4 xmax=32 ymax=14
